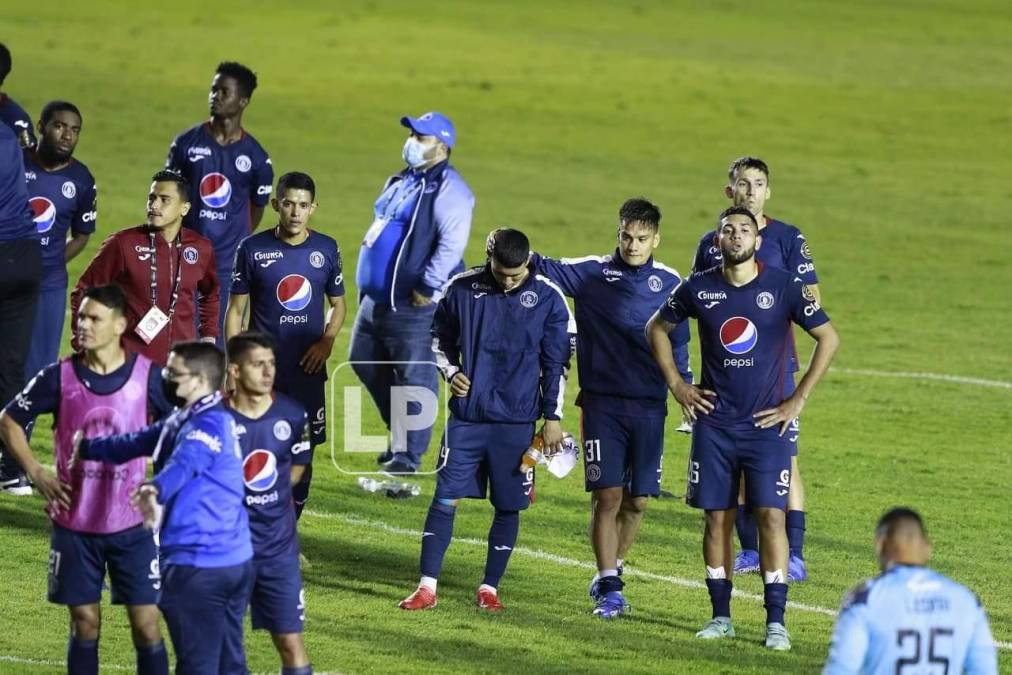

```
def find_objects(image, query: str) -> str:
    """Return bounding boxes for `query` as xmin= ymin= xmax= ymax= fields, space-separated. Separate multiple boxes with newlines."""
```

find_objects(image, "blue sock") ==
xmin=736 ymin=505 xmax=758 ymax=551
xmin=787 ymin=510 xmax=806 ymax=559
xmin=67 ymin=637 xmax=98 ymax=675
xmin=764 ymin=582 xmax=788 ymax=626
xmin=482 ymin=510 xmax=519 ymax=588
xmin=597 ymin=575 xmax=624 ymax=595
xmin=282 ymin=666 xmax=313 ymax=675
xmin=420 ymin=501 xmax=456 ymax=578
xmin=293 ymin=462 xmax=313 ymax=520
xmin=705 ymin=579 xmax=732 ymax=619
xmin=135 ymin=641 xmax=168 ymax=675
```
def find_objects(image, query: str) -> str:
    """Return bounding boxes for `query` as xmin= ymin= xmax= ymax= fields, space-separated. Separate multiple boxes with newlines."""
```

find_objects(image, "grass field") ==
xmin=1 ymin=0 xmax=1011 ymax=672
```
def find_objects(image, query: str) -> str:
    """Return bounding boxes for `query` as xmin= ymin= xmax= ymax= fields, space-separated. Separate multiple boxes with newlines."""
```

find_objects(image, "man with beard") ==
xmin=647 ymin=206 xmax=839 ymax=650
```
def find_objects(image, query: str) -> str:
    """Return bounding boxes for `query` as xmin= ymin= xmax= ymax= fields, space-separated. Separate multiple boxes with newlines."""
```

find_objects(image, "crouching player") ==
xmin=647 ymin=207 xmax=839 ymax=649
xmin=225 ymin=331 xmax=313 ymax=674
xmin=399 ymin=228 xmax=573 ymax=611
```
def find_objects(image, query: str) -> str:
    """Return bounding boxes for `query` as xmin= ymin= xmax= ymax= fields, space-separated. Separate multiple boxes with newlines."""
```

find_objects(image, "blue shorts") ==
xmin=783 ymin=375 xmax=800 ymax=456
xmin=686 ymin=423 xmax=792 ymax=511
xmin=581 ymin=408 xmax=665 ymax=497
xmin=250 ymin=554 xmax=305 ymax=634
xmin=277 ymin=372 xmax=326 ymax=446
xmin=160 ymin=561 xmax=252 ymax=675
xmin=48 ymin=523 xmax=159 ymax=606
xmin=435 ymin=419 xmax=535 ymax=511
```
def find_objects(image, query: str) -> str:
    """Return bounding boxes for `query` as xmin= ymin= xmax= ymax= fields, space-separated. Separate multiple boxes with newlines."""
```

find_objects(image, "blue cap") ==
xmin=400 ymin=112 xmax=456 ymax=148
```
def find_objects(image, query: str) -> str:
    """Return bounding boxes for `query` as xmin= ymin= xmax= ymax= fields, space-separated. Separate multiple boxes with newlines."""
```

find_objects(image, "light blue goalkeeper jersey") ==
xmin=824 ymin=565 xmax=997 ymax=675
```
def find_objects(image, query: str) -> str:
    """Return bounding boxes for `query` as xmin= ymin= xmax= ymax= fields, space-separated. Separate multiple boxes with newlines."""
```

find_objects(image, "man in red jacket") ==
xmin=71 ymin=169 xmax=219 ymax=365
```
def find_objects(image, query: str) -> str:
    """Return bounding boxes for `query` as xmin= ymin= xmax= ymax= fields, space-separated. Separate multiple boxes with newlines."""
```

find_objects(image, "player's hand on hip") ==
xmin=449 ymin=372 xmax=471 ymax=397
xmin=29 ymin=465 xmax=72 ymax=514
xmin=131 ymin=484 xmax=163 ymax=530
xmin=541 ymin=420 xmax=564 ymax=452
xmin=753 ymin=396 xmax=805 ymax=436
xmin=300 ymin=336 xmax=335 ymax=374
xmin=672 ymin=380 xmax=716 ymax=421
xmin=410 ymin=290 xmax=434 ymax=307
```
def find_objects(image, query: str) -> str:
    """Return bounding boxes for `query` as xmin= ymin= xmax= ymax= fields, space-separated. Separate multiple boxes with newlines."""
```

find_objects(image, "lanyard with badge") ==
xmin=363 ymin=178 xmax=423 ymax=248
xmin=135 ymin=231 xmax=184 ymax=344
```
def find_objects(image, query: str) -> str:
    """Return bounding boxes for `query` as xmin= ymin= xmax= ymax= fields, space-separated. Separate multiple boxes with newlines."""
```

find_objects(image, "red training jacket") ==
xmin=70 ymin=225 xmax=219 ymax=365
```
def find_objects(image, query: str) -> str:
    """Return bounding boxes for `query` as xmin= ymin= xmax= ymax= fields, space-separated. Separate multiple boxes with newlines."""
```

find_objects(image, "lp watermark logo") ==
xmin=330 ymin=361 xmax=449 ymax=475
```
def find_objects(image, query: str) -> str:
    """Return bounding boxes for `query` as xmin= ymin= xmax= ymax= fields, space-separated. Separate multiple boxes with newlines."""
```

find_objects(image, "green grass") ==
xmin=1 ymin=0 xmax=1010 ymax=672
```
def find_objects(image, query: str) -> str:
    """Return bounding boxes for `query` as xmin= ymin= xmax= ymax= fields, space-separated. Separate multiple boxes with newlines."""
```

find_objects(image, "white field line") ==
xmin=828 ymin=367 xmax=1012 ymax=390
xmin=304 ymin=509 xmax=1012 ymax=652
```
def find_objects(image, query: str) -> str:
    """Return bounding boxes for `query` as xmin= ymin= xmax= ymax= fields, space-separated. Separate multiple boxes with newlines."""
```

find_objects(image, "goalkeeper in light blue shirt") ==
xmin=824 ymin=507 xmax=997 ymax=675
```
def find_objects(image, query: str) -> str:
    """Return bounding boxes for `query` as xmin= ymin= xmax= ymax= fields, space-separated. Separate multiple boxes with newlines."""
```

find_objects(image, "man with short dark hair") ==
xmin=226 ymin=171 xmax=346 ymax=519
xmin=647 ymin=206 xmax=839 ymax=650
xmin=166 ymin=61 xmax=273 ymax=335
xmin=77 ymin=340 xmax=253 ymax=674
xmin=532 ymin=197 xmax=692 ymax=618
xmin=71 ymin=170 xmax=219 ymax=365
xmin=350 ymin=111 xmax=474 ymax=476
xmin=824 ymin=508 xmax=998 ymax=674
xmin=0 ymin=42 xmax=35 ymax=147
xmin=691 ymin=156 xmax=821 ymax=581
xmin=0 ymin=284 xmax=172 ymax=674
xmin=23 ymin=101 xmax=97 ymax=383
xmin=399 ymin=228 xmax=572 ymax=611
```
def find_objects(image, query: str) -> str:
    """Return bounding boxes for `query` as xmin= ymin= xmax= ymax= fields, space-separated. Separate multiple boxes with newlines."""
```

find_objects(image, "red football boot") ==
xmin=476 ymin=587 xmax=505 ymax=611
xmin=399 ymin=586 xmax=437 ymax=610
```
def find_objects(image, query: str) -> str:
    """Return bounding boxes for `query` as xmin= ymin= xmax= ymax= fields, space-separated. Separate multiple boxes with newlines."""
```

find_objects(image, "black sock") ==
xmin=736 ymin=505 xmax=758 ymax=551
xmin=135 ymin=641 xmax=168 ymax=675
xmin=282 ymin=666 xmax=313 ymax=675
xmin=705 ymin=579 xmax=732 ymax=619
xmin=786 ymin=510 xmax=806 ymax=559
xmin=420 ymin=501 xmax=456 ymax=579
xmin=67 ymin=637 xmax=98 ymax=675
xmin=764 ymin=582 xmax=788 ymax=626
xmin=482 ymin=510 xmax=519 ymax=588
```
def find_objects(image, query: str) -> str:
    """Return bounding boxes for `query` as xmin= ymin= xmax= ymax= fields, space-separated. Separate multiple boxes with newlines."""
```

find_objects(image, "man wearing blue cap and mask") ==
xmin=350 ymin=112 xmax=475 ymax=476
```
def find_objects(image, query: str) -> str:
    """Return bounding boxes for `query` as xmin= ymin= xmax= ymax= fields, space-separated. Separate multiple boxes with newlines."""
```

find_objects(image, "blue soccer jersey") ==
xmin=23 ymin=151 xmax=97 ymax=290
xmin=824 ymin=565 xmax=998 ymax=675
xmin=691 ymin=216 xmax=818 ymax=283
xmin=227 ymin=394 xmax=310 ymax=561
xmin=231 ymin=229 xmax=345 ymax=387
xmin=658 ymin=265 xmax=829 ymax=430
xmin=165 ymin=123 xmax=273 ymax=273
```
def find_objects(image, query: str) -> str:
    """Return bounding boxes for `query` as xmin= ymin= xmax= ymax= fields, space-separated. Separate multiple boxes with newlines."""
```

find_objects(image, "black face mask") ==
xmin=162 ymin=377 xmax=187 ymax=408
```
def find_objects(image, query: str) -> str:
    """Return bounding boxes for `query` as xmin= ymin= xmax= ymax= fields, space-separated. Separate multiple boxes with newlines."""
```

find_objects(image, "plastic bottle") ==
xmin=357 ymin=476 xmax=421 ymax=498
xmin=520 ymin=434 xmax=545 ymax=471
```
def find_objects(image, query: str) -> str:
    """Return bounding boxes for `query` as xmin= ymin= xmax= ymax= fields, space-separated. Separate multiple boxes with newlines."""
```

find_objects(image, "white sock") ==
xmin=599 ymin=568 xmax=619 ymax=579
xmin=478 ymin=583 xmax=497 ymax=595
xmin=616 ymin=558 xmax=624 ymax=569
xmin=706 ymin=565 xmax=727 ymax=579
xmin=419 ymin=576 xmax=438 ymax=592
xmin=763 ymin=569 xmax=785 ymax=584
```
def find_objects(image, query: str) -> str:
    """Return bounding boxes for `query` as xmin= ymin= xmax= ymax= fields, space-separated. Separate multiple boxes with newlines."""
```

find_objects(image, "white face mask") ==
xmin=402 ymin=137 xmax=431 ymax=169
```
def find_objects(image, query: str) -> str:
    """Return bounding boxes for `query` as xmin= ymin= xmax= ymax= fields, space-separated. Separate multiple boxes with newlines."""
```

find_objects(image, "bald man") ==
xmin=823 ymin=508 xmax=997 ymax=675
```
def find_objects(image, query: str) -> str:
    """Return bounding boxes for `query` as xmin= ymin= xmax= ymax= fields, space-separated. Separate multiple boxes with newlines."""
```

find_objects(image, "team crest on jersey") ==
xmin=273 ymin=420 xmax=292 ymax=441
xmin=801 ymin=240 xmax=813 ymax=260
xmin=182 ymin=246 xmax=199 ymax=264
xmin=756 ymin=291 xmax=775 ymax=310
xmin=520 ymin=290 xmax=539 ymax=308
xmin=235 ymin=155 xmax=252 ymax=172
xmin=801 ymin=285 xmax=816 ymax=303
xmin=277 ymin=274 xmax=313 ymax=311
xmin=61 ymin=181 xmax=76 ymax=199
xmin=243 ymin=450 xmax=278 ymax=492
xmin=719 ymin=317 xmax=758 ymax=355
xmin=647 ymin=275 xmax=663 ymax=292
xmin=309 ymin=251 xmax=325 ymax=269
xmin=586 ymin=464 xmax=601 ymax=482
xmin=424 ymin=182 xmax=439 ymax=194
xmin=29 ymin=197 xmax=56 ymax=234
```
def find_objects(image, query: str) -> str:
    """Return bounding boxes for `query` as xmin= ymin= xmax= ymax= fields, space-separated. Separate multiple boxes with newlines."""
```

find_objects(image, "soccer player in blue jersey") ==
xmin=0 ymin=43 xmax=35 ymax=147
xmin=166 ymin=61 xmax=273 ymax=335
xmin=692 ymin=156 xmax=820 ymax=581
xmin=532 ymin=198 xmax=692 ymax=618
xmin=23 ymin=101 xmax=97 ymax=384
xmin=647 ymin=206 xmax=839 ymax=650
xmin=226 ymin=332 xmax=313 ymax=675
xmin=225 ymin=171 xmax=346 ymax=519
xmin=824 ymin=508 xmax=997 ymax=674
xmin=399 ymin=228 xmax=572 ymax=612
